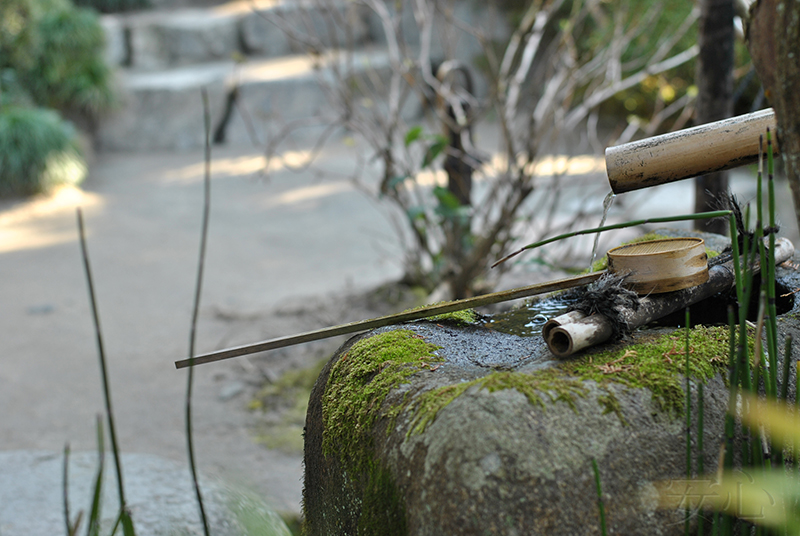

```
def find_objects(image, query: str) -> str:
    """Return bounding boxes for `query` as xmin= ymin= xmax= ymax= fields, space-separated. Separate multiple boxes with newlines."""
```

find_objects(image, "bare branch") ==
xmin=564 ymin=44 xmax=699 ymax=130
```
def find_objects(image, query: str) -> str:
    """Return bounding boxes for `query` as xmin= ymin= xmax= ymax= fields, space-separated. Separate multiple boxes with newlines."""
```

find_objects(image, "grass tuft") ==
xmin=0 ymin=106 xmax=85 ymax=196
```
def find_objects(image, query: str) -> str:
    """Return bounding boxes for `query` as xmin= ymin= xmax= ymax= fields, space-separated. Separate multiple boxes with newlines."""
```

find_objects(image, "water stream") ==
xmin=589 ymin=191 xmax=616 ymax=269
xmin=483 ymin=191 xmax=618 ymax=338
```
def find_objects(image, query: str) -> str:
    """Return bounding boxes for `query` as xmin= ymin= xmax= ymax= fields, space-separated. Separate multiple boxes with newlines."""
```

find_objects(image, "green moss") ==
xmin=480 ymin=370 xmax=587 ymax=409
xmin=403 ymin=302 xmax=480 ymax=326
xmin=404 ymin=382 xmax=472 ymax=436
xmin=568 ymin=326 xmax=733 ymax=415
xmin=426 ymin=307 xmax=480 ymax=325
xmin=404 ymin=326 xmax=739 ymax=435
xmin=321 ymin=329 xmax=440 ymax=535
xmin=322 ymin=329 xmax=442 ymax=464
xmin=406 ymin=369 xmax=588 ymax=436
xmin=357 ymin=460 xmax=407 ymax=536
xmin=597 ymin=390 xmax=627 ymax=425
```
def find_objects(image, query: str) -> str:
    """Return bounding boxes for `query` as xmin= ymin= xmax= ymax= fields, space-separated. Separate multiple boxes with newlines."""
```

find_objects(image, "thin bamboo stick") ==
xmin=174 ymin=271 xmax=605 ymax=369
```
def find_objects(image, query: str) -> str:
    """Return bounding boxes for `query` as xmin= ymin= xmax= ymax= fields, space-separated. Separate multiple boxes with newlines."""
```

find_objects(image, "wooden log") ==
xmin=545 ymin=237 xmax=794 ymax=358
xmin=606 ymin=108 xmax=778 ymax=194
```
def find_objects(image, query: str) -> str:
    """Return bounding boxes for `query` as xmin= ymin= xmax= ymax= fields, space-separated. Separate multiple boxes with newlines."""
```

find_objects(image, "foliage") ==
xmin=76 ymin=208 xmax=138 ymax=536
xmin=26 ymin=5 xmax=114 ymax=114
xmin=647 ymin=133 xmax=800 ymax=534
xmin=568 ymin=0 xmax=757 ymax=125
xmin=0 ymin=106 xmax=85 ymax=196
xmin=588 ymin=0 xmax=698 ymax=123
xmin=1 ymin=0 xmax=114 ymax=115
xmin=0 ymin=0 xmax=112 ymax=196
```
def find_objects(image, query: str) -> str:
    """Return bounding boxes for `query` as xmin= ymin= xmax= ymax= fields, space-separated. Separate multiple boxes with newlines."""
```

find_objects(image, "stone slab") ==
xmin=222 ymin=49 xmax=423 ymax=146
xmin=97 ymin=63 xmax=230 ymax=151
xmin=0 ymin=450 xmax=291 ymax=536
xmin=128 ymin=9 xmax=242 ymax=69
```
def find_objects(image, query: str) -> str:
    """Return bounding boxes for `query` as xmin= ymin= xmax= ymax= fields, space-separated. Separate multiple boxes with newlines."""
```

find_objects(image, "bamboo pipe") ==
xmin=174 ymin=271 xmax=605 ymax=369
xmin=606 ymin=108 xmax=778 ymax=194
xmin=541 ymin=310 xmax=587 ymax=341
xmin=545 ymin=237 xmax=795 ymax=358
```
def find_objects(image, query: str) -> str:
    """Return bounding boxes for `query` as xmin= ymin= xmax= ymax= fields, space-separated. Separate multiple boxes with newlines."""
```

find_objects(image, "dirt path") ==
xmin=0 ymin=141 xmax=403 ymax=517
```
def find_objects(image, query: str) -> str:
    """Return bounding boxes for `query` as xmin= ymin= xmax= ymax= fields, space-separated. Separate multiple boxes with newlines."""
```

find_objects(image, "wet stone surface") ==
xmin=367 ymin=322 xmax=555 ymax=375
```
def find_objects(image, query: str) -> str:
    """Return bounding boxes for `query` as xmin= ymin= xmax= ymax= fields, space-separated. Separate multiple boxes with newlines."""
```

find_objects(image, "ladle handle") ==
xmin=175 ymin=271 xmax=605 ymax=369
xmin=606 ymin=108 xmax=778 ymax=194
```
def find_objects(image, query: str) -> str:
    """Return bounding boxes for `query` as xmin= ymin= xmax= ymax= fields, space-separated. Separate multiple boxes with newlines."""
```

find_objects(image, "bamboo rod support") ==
xmin=606 ymin=108 xmax=779 ymax=194
xmin=545 ymin=237 xmax=794 ymax=358
xmin=175 ymin=271 xmax=606 ymax=369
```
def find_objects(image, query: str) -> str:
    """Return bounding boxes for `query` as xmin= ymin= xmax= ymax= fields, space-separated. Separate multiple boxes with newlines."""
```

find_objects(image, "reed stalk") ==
xmin=492 ymin=211 xmax=733 ymax=266
xmin=685 ymin=307 xmax=692 ymax=535
xmin=591 ymin=459 xmax=607 ymax=536
xmin=87 ymin=417 xmax=105 ymax=536
xmin=184 ymin=88 xmax=212 ymax=536
xmin=780 ymin=336 xmax=793 ymax=402
xmin=63 ymin=443 xmax=73 ymax=536
xmin=77 ymin=209 xmax=135 ymax=535
xmin=766 ymin=130 xmax=780 ymax=396
xmin=697 ymin=380 xmax=705 ymax=536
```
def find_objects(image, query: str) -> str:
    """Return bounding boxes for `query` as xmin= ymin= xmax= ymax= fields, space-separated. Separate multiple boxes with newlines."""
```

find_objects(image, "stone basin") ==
xmin=303 ymin=231 xmax=800 ymax=535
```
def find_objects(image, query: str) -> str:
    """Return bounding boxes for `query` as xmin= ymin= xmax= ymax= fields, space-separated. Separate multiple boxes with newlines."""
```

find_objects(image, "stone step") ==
xmin=239 ymin=0 xmax=372 ymax=58
xmin=100 ymin=0 xmax=373 ymax=70
xmin=96 ymin=47 xmax=421 ymax=151
xmin=97 ymin=61 xmax=232 ymax=151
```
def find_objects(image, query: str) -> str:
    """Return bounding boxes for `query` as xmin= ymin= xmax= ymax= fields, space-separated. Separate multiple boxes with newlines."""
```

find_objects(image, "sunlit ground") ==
xmin=0 ymin=186 xmax=103 ymax=254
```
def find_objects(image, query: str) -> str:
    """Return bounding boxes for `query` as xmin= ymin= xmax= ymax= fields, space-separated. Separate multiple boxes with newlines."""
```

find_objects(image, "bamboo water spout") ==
xmin=606 ymin=109 xmax=779 ymax=194
xmin=544 ymin=237 xmax=795 ymax=358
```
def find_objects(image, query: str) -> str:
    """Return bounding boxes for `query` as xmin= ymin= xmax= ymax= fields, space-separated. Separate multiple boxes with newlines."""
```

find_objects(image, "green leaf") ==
xmin=422 ymin=136 xmax=447 ymax=168
xmin=87 ymin=418 xmax=104 ymax=536
xmin=404 ymin=126 xmax=423 ymax=146
xmin=120 ymin=509 xmax=136 ymax=536
xmin=433 ymin=186 xmax=462 ymax=210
